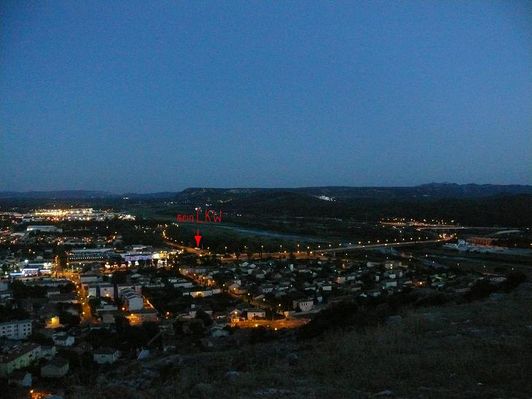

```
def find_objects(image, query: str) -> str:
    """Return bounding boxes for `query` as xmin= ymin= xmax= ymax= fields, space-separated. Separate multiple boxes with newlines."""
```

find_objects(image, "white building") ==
xmin=26 ymin=225 xmax=62 ymax=233
xmin=186 ymin=289 xmax=213 ymax=298
xmin=93 ymin=347 xmax=119 ymax=364
xmin=67 ymin=248 xmax=115 ymax=264
xmin=79 ymin=273 xmax=102 ymax=284
xmin=8 ymin=371 xmax=32 ymax=387
xmin=382 ymin=280 xmax=398 ymax=289
xmin=52 ymin=333 xmax=75 ymax=347
xmin=99 ymin=284 xmax=114 ymax=298
xmin=121 ymin=288 xmax=143 ymax=311
xmin=0 ymin=320 xmax=32 ymax=340
xmin=41 ymin=357 xmax=69 ymax=378
xmin=246 ymin=309 xmax=266 ymax=320
xmin=0 ymin=344 xmax=41 ymax=377
xmin=293 ymin=299 xmax=314 ymax=312
xmin=117 ymin=284 xmax=142 ymax=296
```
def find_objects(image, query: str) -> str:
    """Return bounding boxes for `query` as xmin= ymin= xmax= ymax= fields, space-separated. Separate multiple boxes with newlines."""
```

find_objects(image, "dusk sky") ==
xmin=1 ymin=1 xmax=530 ymax=193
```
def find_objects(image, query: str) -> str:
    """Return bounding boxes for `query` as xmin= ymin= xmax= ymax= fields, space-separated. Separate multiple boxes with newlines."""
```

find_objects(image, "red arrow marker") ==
xmin=194 ymin=230 xmax=202 ymax=247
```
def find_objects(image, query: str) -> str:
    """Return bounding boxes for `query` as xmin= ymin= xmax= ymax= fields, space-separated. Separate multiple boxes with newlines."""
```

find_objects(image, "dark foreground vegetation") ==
xmin=297 ymin=270 xmax=526 ymax=340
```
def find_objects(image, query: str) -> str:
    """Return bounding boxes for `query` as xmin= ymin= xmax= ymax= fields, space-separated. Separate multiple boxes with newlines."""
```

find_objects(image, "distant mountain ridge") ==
xmin=1 ymin=184 xmax=530 ymax=226
xmin=0 ymin=183 xmax=531 ymax=200
xmin=0 ymin=190 xmax=112 ymax=199
xmin=175 ymin=184 xmax=532 ymax=203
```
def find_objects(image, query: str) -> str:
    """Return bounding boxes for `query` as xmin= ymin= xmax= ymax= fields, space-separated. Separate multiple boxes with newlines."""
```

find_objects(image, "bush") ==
xmin=502 ymin=271 xmax=526 ymax=291
xmin=464 ymin=279 xmax=496 ymax=301
xmin=298 ymin=301 xmax=359 ymax=339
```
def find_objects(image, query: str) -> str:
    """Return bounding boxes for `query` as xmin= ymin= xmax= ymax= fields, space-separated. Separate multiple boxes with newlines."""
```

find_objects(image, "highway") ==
xmin=162 ymin=227 xmax=450 ymax=259
xmin=320 ymin=238 xmax=451 ymax=253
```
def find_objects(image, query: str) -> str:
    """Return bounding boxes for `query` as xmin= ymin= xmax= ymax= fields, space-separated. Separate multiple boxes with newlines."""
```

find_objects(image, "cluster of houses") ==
xmin=176 ymin=257 xmax=481 ymax=323
xmin=0 ymin=273 xmax=134 ymax=386
xmin=0 ymin=224 xmax=111 ymax=249
xmin=177 ymin=260 xmax=420 ymax=318
xmin=0 ymin=337 xmax=121 ymax=388
xmin=0 ymin=221 xmax=175 ymax=279
xmin=79 ymin=272 xmax=158 ymax=326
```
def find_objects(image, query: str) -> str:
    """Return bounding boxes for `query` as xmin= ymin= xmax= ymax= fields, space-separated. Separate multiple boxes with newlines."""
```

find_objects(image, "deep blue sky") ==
xmin=1 ymin=1 xmax=530 ymax=192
